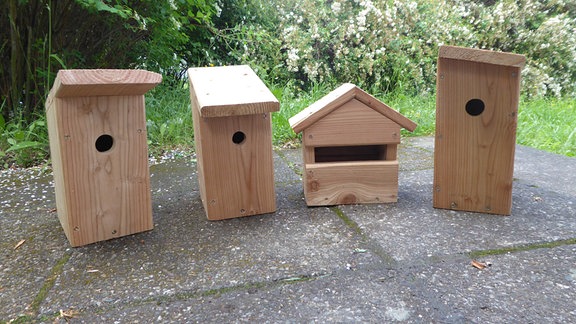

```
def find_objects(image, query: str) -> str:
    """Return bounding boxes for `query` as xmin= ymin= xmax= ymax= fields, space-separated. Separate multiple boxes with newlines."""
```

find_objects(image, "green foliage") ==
xmin=517 ymin=97 xmax=576 ymax=157
xmin=0 ymin=113 xmax=49 ymax=168
xmin=1 ymin=0 xmax=575 ymax=169
xmin=145 ymin=84 xmax=194 ymax=155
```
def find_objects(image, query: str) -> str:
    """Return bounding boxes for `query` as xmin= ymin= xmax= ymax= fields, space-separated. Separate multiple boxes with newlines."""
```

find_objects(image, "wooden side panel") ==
xmin=46 ymin=98 xmax=70 ymax=241
xmin=303 ymin=99 xmax=401 ymax=147
xmin=434 ymin=57 xmax=521 ymax=215
xmin=196 ymin=113 xmax=276 ymax=220
xmin=304 ymin=161 xmax=399 ymax=206
xmin=53 ymin=96 xmax=153 ymax=246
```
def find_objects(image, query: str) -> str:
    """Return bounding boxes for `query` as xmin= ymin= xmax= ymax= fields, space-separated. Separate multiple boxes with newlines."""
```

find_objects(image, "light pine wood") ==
xmin=434 ymin=47 xmax=524 ymax=215
xmin=188 ymin=65 xmax=277 ymax=220
xmin=290 ymin=83 xmax=416 ymax=207
xmin=47 ymin=69 xmax=159 ymax=246
xmin=304 ymin=161 xmax=399 ymax=206
xmin=302 ymin=98 xmax=402 ymax=147
xmin=49 ymin=69 xmax=161 ymax=98
xmin=290 ymin=83 xmax=416 ymax=133
xmin=439 ymin=45 xmax=526 ymax=68
xmin=188 ymin=65 xmax=279 ymax=118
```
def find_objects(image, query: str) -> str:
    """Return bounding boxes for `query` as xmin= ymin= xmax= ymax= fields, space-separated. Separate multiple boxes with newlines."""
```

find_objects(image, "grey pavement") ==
xmin=1 ymin=136 xmax=575 ymax=323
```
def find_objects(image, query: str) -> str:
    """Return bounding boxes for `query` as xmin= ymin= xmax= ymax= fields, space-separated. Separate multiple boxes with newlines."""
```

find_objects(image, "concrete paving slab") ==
xmin=1 ymin=137 xmax=575 ymax=323
xmin=332 ymin=138 xmax=576 ymax=261
xmin=0 ymin=167 xmax=68 ymax=320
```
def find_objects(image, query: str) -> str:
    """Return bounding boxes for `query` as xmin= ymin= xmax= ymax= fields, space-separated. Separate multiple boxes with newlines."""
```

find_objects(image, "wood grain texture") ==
xmin=433 ymin=50 xmax=523 ymax=215
xmin=302 ymin=98 xmax=402 ymax=147
xmin=439 ymin=45 xmax=526 ymax=68
xmin=192 ymin=111 xmax=276 ymax=220
xmin=290 ymin=83 xmax=416 ymax=133
xmin=187 ymin=65 xmax=279 ymax=118
xmin=49 ymin=69 xmax=162 ymax=98
xmin=188 ymin=65 xmax=277 ymax=220
xmin=304 ymin=161 xmax=399 ymax=206
xmin=47 ymin=95 xmax=153 ymax=246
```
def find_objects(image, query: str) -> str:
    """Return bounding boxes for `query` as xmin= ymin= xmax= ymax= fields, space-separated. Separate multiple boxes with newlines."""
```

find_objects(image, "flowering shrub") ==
xmin=272 ymin=0 xmax=576 ymax=97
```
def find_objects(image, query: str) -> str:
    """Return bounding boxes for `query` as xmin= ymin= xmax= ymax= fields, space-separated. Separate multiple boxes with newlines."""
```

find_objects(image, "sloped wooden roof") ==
xmin=439 ymin=45 xmax=526 ymax=68
xmin=289 ymin=83 xmax=417 ymax=134
xmin=50 ymin=69 xmax=162 ymax=98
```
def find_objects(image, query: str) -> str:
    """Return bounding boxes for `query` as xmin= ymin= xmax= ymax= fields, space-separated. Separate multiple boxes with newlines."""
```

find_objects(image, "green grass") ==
xmin=0 ymin=85 xmax=574 ymax=169
xmin=517 ymin=97 xmax=576 ymax=157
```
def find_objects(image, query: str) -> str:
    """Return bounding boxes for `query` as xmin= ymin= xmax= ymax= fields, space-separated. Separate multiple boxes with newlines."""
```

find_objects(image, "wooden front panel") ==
xmin=304 ymin=161 xmax=398 ymax=206
xmin=434 ymin=58 xmax=521 ymax=215
xmin=303 ymin=98 xmax=401 ymax=147
xmin=196 ymin=113 xmax=276 ymax=220
xmin=52 ymin=96 xmax=152 ymax=246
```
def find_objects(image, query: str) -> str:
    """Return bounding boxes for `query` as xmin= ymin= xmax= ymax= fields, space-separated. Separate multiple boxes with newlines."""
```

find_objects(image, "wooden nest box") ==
xmin=187 ymin=65 xmax=279 ymax=220
xmin=434 ymin=45 xmax=526 ymax=215
xmin=289 ymin=83 xmax=417 ymax=206
xmin=46 ymin=69 xmax=162 ymax=246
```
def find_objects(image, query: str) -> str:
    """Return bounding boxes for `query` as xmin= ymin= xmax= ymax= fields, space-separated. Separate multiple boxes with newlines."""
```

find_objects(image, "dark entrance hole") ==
xmin=232 ymin=131 xmax=246 ymax=144
xmin=95 ymin=134 xmax=114 ymax=152
xmin=314 ymin=145 xmax=387 ymax=163
xmin=466 ymin=99 xmax=485 ymax=116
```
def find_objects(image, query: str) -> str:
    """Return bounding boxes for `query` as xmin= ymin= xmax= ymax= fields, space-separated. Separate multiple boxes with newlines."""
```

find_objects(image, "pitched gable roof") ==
xmin=289 ymin=83 xmax=417 ymax=134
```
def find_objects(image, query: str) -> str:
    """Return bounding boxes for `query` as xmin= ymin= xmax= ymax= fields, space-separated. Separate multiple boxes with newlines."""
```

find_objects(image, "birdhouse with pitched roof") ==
xmin=433 ymin=45 xmax=526 ymax=215
xmin=289 ymin=83 xmax=417 ymax=206
xmin=46 ymin=69 xmax=161 ymax=246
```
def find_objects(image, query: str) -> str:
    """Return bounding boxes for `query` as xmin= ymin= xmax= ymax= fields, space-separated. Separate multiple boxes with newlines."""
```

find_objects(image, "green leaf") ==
xmin=6 ymin=141 xmax=43 ymax=153
xmin=0 ymin=114 xmax=5 ymax=132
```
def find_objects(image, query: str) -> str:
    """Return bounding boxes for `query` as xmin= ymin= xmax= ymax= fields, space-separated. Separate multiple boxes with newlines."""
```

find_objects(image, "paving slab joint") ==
xmin=330 ymin=206 xmax=397 ymax=267
xmin=274 ymin=148 xmax=303 ymax=177
xmin=469 ymin=237 xmax=576 ymax=259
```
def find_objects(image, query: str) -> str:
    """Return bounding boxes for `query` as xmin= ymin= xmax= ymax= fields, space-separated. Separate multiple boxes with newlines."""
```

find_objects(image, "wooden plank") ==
xmin=50 ymin=69 xmax=162 ymax=98
xmin=433 ymin=56 xmax=522 ymax=215
xmin=194 ymin=113 xmax=276 ymax=220
xmin=353 ymin=88 xmax=418 ymax=132
xmin=52 ymin=95 xmax=153 ymax=246
xmin=290 ymin=83 xmax=356 ymax=133
xmin=439 ymin=45 xmax=526 ymax=68
xmin=187 ymin=65 xmax=279 ymax=117
xmin=290 ymin=83 xmax=417 ymax=134
xmin=304 ymin=161 xmax=399 ymax=206
xmin=303 ymin=98 xmax=401 ymax=147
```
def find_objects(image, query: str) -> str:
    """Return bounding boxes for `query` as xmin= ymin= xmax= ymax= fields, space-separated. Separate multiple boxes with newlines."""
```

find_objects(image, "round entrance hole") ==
xmin=465 ymin=99 xmax=485 ymax=116
xmin=95 ymin=134 xmax=114 ymax=152
xmin=232 ymin=131 xmax=246 ymax=144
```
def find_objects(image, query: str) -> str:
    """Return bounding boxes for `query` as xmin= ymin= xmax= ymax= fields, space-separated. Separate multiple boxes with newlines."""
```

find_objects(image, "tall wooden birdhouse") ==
xmin=433 ymin=45 xmax=526 ymax=215
xmin=289 ymin=83 xmax=417 ymax=206
xmin=187 ymin=65 xmax=279 ymax=220
xmin=46 ymin=69 xmax=162 ymax=246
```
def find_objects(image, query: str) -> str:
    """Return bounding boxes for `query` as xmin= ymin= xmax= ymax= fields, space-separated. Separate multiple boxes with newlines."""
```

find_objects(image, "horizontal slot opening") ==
xmin=314 ymin=145 xmax=387 ymax=163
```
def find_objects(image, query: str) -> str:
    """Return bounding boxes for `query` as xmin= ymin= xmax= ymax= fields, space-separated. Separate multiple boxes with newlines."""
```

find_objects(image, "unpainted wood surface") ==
xmin=304 ymin=161 xmax=399 ymax=206
xmin=434 ymin=56 xmax=522 ymax=215
xmin=439 ymin=45 xmax=526 ymax=68
xmin=49 ymin=69 xmax=162 ymax=98
xmin=290 ymin=83 xmax=416 ymax=134
xmin=187 ymin=65 xmax=279 ymax=118
xmin=303 ymin=98 xmax=401 ymax=147
xmin=193 ymin=112 xmax=276 ymax=220
xmin=48 ymin=95 xmax=153 ymax=246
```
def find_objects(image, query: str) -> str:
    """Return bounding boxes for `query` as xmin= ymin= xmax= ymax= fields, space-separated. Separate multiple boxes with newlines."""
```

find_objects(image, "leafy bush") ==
xmin=274 ymin=0 xmax=576 ymax=97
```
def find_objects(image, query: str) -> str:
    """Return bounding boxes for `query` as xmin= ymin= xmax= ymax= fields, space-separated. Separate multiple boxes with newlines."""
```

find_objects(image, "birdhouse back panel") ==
xmin=434 ymin=48 xmax=523 ymax=215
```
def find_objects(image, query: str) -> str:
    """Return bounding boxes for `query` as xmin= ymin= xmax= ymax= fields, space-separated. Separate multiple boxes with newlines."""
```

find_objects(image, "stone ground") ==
xmin=1 ymin=137 xmax=575 ymax=323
